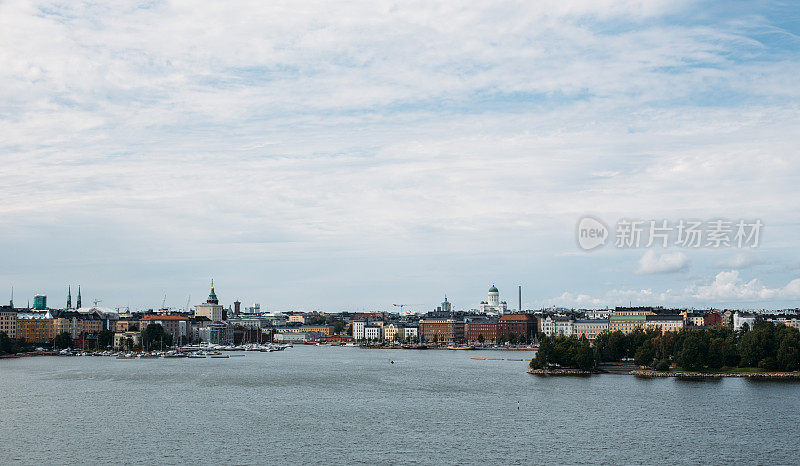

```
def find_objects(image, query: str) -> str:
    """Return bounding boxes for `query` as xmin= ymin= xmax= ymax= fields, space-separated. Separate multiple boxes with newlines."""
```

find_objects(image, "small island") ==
xmin=530 ymin=319 xmax=800 ymax=377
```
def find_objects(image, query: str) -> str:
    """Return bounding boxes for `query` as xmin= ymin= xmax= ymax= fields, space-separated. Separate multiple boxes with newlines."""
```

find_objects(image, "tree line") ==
xmin=530 ymin=318 xmax=800 ymax=372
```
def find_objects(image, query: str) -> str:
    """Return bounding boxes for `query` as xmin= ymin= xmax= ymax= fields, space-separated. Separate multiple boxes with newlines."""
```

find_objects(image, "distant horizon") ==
xmin=5 ymin=281 xmax=800 ymax=314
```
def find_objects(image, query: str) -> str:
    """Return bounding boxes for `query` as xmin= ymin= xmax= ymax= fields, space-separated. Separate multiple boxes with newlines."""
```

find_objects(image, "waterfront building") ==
xmin=190 ymin=316 xmax=212 ymax=341
xmin=540 ymin=315 xmax=575 ymax=337
xmin=115 ymin=318 xmax=140 ymax=332
xmin=194 ymin=283 xmax=225 ymax=322
xmin=384 ymin=323 xmax=402 ymax=341
xmin=53 ymin=311 xmax=104 ymax=339
xmin=402 ymin=324 xmax=418 ymax=341
xmin=33 ymin=294 xmax=47 ymax=310
xmin=198 ymin=321 xmax=233 ymax=345
xmin=113 ymin=331 xmax=141 ymax=349
xmin=276 ymin=325 xmax=333 ymax=335
xmin=464 ymin=317 xmax=498 ymax=343
xmin=498 ymin=313 xmax=536 ymax=342
xmin=364 ymin=325 xmax=382 ymax=340
xmin=273 ymin=332 xmax=309 ymax=343
xmin=479 ymin=284 xmax=508 ymax=315
xmin=352 ymin=320 xmax=365 ymax=340
xmin=574 ymin=319 xmax=609 ymax=342
xmin=418 ymin=318 xmax=465 ymax=343
xmin=16 ymin=311 xmax=54 ymax=343
xmin=227 ymin=315 xmax=283 ymax=330
xmin=0 ymin=305 xmax=17 ymax=339
xmin=139 ymin=314 xmax=190 ymax=343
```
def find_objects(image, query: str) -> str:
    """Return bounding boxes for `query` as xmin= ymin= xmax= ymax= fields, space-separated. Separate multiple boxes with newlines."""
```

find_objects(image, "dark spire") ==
xmin=67 ymin=286 xmax=72 ymax=309
xmin=77 ymin=285 xmax=82 ymax=309
xmin=206 ymin=280 xmax=219 ymax=305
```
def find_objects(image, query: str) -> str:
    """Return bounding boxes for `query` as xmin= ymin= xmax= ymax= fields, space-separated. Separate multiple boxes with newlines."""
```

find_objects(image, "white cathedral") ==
xmin=479 ymin=284 xmax=507 ymax=315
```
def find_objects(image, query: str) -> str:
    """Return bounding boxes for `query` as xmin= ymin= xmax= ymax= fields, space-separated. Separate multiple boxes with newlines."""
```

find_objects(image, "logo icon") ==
xmin=576 ymin=216 xmax=608 ymax=250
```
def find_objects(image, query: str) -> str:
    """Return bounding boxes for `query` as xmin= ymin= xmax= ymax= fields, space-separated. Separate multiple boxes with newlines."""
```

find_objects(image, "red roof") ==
xmin=140 ymin=314 xmax=190 ymax=321
xmin=498 ymin=314 xmax=534 ymax=322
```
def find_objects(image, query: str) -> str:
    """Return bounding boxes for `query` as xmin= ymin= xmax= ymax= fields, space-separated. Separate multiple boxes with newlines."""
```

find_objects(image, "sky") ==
xmin=1 ymin=0 xmax=800 ymax=312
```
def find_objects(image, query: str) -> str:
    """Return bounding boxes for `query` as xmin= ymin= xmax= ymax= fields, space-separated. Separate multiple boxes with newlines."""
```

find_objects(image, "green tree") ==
xmin=142 ymin=324 xmax=173 ymax=350
xmin=0 ymin=331 xmax=12 ymax=354
xmin=477 ymin=334 xmax=485 ymax=344
xmin=98 ymin=330 xmax=114 ymax=349
xmin=54 ymin=332 xmax=73 ymax=349
xmin=675 ymin=332 xmax=707 ymax=371
xmin=634 ymin=343 xmax=656 ymax=368
xmin=530 ymin=335 xmax=595 ymax=370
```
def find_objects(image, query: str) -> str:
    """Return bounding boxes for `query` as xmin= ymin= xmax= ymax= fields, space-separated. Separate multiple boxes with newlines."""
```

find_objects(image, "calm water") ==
xmin=1 ymin=346 xmax=799 ymax=465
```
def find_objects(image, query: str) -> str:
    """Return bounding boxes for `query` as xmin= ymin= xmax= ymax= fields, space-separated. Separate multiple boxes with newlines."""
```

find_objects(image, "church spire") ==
xmin=206 ymin=280 xmax=219 ymax=305
xmin=67 ymin=286 xmax=72 ymax=309
xmin=77 ymin=285 xmax=82 ymax=309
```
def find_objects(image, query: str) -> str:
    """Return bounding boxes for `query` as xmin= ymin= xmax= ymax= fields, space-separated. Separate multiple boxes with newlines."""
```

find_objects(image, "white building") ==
xmin=479 ymin=284 xmax=508 ymax=315
xmin=540 ymin=315 xmax=575 ymax=337
xmin=353 ymin=321 xmax=365 ymax=340
xmin=734 ymin=312 xmax=757 ymax=331
xmin=403 ymin=325 xmax=418 ymax=340
xmin=364 ymin=325 xmax=382 ymax=341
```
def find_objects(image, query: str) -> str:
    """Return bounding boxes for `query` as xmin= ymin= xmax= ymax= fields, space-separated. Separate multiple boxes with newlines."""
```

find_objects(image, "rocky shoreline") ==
xmin=528 ymin=368 xmax=598 ymax=376
xmin=630 ymin=370 xmax=800 ymax=379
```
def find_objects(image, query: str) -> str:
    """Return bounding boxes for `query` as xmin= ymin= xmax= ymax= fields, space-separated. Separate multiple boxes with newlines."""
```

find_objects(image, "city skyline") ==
xmin=2 ymin=1 xmax=800 ymax=310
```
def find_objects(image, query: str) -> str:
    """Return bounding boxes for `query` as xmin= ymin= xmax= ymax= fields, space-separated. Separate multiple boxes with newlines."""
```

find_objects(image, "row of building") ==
xmin=4 ymin=282 xmax=800 ymax=349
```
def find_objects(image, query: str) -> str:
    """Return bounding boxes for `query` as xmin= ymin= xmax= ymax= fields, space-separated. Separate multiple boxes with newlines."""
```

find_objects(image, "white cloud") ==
xmin=543 ymin=271 xmax=800 ymax=309
xmin=714 ymin=253 xmax=762 ymax=269
xmin=1 ymin=1 xmax=799 ymax=309
xmin=688 ymin=270 xmax=800 ymax=301
xmin=637 ymin=250 xmax=689 ymax=274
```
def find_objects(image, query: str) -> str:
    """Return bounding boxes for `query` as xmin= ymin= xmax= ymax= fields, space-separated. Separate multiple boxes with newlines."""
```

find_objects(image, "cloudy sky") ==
xmin=2 ymin=0 xmax=800 ymax=312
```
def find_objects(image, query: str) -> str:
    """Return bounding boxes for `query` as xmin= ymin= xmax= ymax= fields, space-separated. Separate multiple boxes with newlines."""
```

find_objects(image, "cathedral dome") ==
xmin=489 ymin=285 xmax=499 ymax=293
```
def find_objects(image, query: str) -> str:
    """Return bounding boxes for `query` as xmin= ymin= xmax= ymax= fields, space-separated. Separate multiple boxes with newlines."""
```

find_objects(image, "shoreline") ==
xmin=629 ymin=370 xmax=800 ymax=379
xmin=528 ymin=368 xmax=598 ymax=376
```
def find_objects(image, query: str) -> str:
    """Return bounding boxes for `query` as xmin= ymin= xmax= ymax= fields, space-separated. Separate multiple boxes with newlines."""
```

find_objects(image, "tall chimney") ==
xmin=518 ymin=285 xmax=522 ymax=312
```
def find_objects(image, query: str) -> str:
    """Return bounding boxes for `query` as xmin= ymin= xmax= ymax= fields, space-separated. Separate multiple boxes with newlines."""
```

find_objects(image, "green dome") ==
xmin=489 ymin=285 xmax=498 ymax=293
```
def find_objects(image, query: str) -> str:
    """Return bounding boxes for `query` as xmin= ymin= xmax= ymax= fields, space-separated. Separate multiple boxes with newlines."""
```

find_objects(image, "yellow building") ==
xmin=114 ymin=331 xmax=141 ymax=349
xmin=609 ymin=313 xmax=683 ymax=334
xmin=384 ymin=323 xmax=401 ymax=341
xmin=276 ymin=325 xmax=333 ymax=335
xmin=16 ymin=312 xmax=54 ymax=344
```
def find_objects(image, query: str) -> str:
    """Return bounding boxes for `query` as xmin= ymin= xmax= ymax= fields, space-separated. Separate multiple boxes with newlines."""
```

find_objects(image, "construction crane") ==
xmin=161 ymin=294 xmax=167 ymax=310
xmin=393 ymin=303 xmax=422 ymax=315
